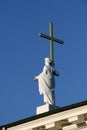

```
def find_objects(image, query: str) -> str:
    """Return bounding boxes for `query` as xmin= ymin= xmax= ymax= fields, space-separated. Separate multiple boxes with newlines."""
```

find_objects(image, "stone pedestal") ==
xmin=36 ymin=104 xmax=58 ymax=114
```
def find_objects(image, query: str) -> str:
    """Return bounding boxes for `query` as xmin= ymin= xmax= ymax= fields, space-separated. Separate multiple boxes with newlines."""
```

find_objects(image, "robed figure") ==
xmin=34 ymin=57 xmax=59 ymax=105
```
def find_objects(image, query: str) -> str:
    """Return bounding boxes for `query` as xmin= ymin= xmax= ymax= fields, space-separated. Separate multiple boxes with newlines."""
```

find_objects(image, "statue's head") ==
xmin=45 ymin=57 xmax=51 ymax=64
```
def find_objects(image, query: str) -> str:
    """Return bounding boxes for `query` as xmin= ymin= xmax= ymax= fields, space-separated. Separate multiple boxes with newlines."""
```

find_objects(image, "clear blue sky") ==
xmin=0 ymin=0 xmax=87 ymax=125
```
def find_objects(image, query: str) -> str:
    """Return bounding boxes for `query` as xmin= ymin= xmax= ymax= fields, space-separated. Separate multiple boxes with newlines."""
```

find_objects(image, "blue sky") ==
xmin=0 ymin=0 xmax=87 ymax=125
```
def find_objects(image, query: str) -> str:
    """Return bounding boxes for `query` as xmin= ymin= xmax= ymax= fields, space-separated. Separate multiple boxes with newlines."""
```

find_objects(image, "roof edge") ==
xmin=1 ymin=100 xmax=87 ymax=128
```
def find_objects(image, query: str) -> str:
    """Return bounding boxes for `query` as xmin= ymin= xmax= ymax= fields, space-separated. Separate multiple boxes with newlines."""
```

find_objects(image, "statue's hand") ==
xmin=53 ymin=71 xmax=59 ymax=76
xmin=33 ymin=76 xmax=38 ymax=81
xmin=40 ymin=92 xmax=42 ymax=95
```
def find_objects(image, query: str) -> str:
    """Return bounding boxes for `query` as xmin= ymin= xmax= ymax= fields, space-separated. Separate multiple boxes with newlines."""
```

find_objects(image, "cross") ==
xmin=39 ymin=22 xmax=64 ymax=64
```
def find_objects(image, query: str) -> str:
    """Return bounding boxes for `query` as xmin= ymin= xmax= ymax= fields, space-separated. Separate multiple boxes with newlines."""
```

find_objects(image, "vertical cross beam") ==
xmin=39 ymin=22 xmax=64 ymax=64
xmin=50 ymin=22 xmax=54 ymax=63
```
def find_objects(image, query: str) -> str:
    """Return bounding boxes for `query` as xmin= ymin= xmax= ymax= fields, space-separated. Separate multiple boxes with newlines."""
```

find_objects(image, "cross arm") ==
xmin=39 ymin=33 xmax=64 ymax=44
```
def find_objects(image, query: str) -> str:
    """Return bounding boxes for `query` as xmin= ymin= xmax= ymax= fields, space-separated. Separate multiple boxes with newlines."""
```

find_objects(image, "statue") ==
xmin=34 ymin=57 xmax=59 ymax=105
xmin=34 ymin=22 xmax=64 ymax=107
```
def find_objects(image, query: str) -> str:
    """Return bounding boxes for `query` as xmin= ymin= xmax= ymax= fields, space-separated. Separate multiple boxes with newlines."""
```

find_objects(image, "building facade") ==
xmin=1 ymin=100 xmax=87 ymax=130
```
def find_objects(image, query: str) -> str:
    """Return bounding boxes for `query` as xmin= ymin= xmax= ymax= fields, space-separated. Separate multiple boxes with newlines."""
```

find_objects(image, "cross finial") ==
xmin=39 ymin=22 xmax=64 ymax=64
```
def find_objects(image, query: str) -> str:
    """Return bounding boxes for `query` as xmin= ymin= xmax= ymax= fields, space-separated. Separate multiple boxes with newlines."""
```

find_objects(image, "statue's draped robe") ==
xmin=37 ymin=65 xmax=55 ymax=105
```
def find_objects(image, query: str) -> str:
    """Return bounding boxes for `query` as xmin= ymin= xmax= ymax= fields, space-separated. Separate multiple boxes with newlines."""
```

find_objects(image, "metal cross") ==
xmin=39 ymin=22 xmax=64 ymax=64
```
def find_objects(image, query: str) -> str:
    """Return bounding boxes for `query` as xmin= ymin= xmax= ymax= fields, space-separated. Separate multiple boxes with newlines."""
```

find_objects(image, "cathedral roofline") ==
xmin=1 ymin=100 xmax=87 ymax=129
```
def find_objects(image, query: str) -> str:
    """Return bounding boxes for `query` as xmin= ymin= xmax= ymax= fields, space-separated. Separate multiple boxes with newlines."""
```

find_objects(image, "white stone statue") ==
xmin=34 ymin=57 xmax=59 ymax=105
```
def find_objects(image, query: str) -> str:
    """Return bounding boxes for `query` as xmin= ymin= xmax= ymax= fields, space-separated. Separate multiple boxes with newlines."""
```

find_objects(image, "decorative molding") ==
xmin=45 ymin=122 xmax=55 ymax=129
xmin=62 ymin=124 xmax=77 ymax=130
xmin=68 ymin=116 xmax=78 ymax=122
